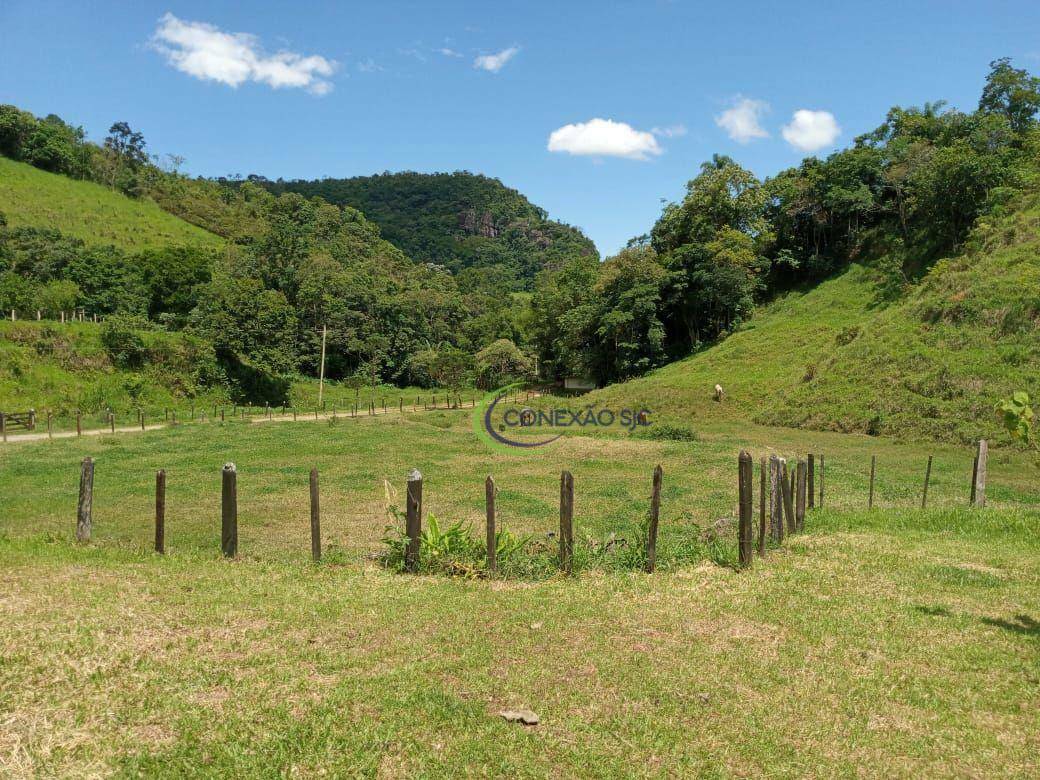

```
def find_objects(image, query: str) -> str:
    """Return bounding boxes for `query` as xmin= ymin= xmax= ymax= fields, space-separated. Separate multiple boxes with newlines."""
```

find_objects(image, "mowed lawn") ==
xmin=1 ymin=412 xmax=1039 ymax=776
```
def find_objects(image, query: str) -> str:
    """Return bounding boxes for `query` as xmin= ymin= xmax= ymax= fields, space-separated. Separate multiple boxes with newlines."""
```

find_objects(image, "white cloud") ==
xmin=781 ymin=109 xmax=841 ymax=152
xmin=652 ymin=124 xmax=688 ymax=138
xmin=151 ymin=13 xmax=336 ymax=95
xmin=474 ymin=46 xmax=520 ymax=73
xmin=356 ymin=58 xmax=382 ymax=73
xmin=438 ymin=47 xmax=464 ymax=58
xmin=547 ymin=118 xmax=663 ymax=161
xmin=715 ymin=97 xmax=769 ymax=143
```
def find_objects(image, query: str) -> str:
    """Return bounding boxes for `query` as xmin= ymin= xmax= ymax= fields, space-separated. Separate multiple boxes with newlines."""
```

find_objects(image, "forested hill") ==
xmin=261 ymin=172 xmax=598 ymax=287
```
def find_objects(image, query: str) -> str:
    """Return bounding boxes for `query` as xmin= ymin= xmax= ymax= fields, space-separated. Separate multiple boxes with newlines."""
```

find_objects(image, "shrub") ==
xmin=99 ymin=316 xmax=147 ymax=369
xmin=634 ymin=423 xmax=699 ymax=442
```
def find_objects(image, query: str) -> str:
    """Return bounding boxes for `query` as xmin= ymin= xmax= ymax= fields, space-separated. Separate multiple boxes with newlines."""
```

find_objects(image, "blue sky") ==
xmin=2 ymin=1 xmax=1040 ymax=256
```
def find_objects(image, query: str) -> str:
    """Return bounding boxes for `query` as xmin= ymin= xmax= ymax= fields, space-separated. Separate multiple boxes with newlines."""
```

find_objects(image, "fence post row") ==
xmin=76 ymin=457 xmax=94 ymax=542
xmin=559 ymin=470 xmax=574 ymax=574
xmin=221 ymin=463 xmax=238 ymax=558
xmin=403 ymin=469 xmax=423 ymax=573
xmin=646 ymin=465 xmax=663 ymax=573
xmin=737 ymin=452 xmax=753 ymax=569
xmin=485 ymin=475 xmax=496 ymax=575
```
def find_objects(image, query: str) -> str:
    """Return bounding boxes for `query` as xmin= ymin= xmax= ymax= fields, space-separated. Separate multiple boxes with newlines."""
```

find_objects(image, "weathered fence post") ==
xmin=76 ymin=412 xmax=82 ymax=437
xmin=309 ymin=468 xmax=321 ymax=562
xmin=109 ymin=412 xmax=115 ymax=434
xmin=807 ymin=454 xmax=815 ymax=509
xmin=646 ymin=465 xmax=663 ymax=573
xmin=769 ymin=455 xmax=783 ymax=543
xmin=47 ymin=411 xmax=53 ymax=439
xmin=139 ymin=409 xmax=145 ymax=431
xmin=868 ymin=455 xmax=876 ymax=509
xmin=738 ymin=452 xmax=753 ymax=568
xmin=559 ymin=470 xmax=574 ymax=574
xmin=405 ymin=469 xmax=422 ymax=573
xmin=0 ymin=413 xmax=5 ymax=443
xmin=171 ymin=410 xmax=177 ymax=427
xmin=220 ymin=407 xmax=225 ymax=422
xmin=155 ymin=469 xmax=166 ymax=554
xmin=221 ymin=463 xmax=238 ymax=558
xmin=972 ymin=440 xmax=987 ymax=507
xmin=921 ymin=455 xmax=933 ymax=509
xmin=485 ymin=475 xmax=496 ymax=575
xmin=780 ymin=458 xmax=795 ymax=535
xmin=758 ymin=456 xmax=767 ymax=555
xmin=293 ymin=407 xmax=297 ymax=422
xmin=76 ymin=457 xmax=94 ymax=542
xmin=819 ymin=454 xmax=825 ymax=508
xmin=795 ymin=460 xmax=807 ymax=531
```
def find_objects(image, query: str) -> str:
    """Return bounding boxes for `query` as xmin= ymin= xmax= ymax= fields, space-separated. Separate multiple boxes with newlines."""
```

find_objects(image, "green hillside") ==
xmin=588 ymin=190 xmax=1040 ymax=446
xmin=264 ymin=171 xmax=598 ymax=287
xmin=0 ymin=156 xmax=222 ymax=251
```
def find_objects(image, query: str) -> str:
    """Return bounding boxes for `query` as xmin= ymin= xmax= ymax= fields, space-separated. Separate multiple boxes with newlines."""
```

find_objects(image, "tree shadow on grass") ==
xmin=981 ymin=614 xmax=1040 ymax=638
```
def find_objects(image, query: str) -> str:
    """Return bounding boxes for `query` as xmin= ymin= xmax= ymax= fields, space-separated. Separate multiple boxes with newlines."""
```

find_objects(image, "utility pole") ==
xmin=317 ymin=324 xmax=328 ymax=409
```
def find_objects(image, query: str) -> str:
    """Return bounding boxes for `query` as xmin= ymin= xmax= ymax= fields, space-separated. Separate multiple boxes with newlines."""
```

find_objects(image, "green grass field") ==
xmin=1 ymin=411 xmax=1038 ymax=776
xmin=0 ymin=157 xmax=223 ymax=251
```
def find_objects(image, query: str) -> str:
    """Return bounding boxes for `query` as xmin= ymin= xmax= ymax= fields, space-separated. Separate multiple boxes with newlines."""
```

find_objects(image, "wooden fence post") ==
xmin=405 ymin=469 xmax=422 ymax=573
xmin=559 ymin=470 xmax=574 ymax=574
xmin=485 ymin=475 xmax=496 ymax=575
xmin=139 ymin=409 xmax=145 ymax=431
xmin=972 ymin=440 xmax=987 ymax=507
xmin=155 ymin=469 xmax=166 ymax=554
xmin=795 ymin=460 xmax=807 ymax=532
xmin=819 ymin=454 xmax=825 ymax=508
xmin=807 ymin=454 xmax=815 ymax=510
xmin=221 ymin=463 xmax=238 ymax=558
xmin=0 ymin=413 xmax=5 ymax=443
xmin=646 ymin=465 xmax=663 ymax=573
xmin=780 ymin=458 xmax=795 ymax=535
xmin=109 ymin=412 xmax=115 ymax=434
xmin=220 ymin=407 xmax=225 ymax=422
xmin=769 ymin=455 xmax=782 ymax=543
xmin=310 ymin=468 xmax=321 ymax=562
xmin=738 ymin=451 xmax=753 ymax=568
xmin=921 ymin=455 xmax=933 ymax=509
xmin=76 ymin=412 xmax=82 ymax=437
xmin=76 ymin=457 xmax=94 ymax=542
xmin=868 ymin=455 xmax=876 ymax=509
xmin=758 ymin=457 xmax=767 ymax=555
xmin=47 ymin=411 xmax=53 ymax=439
xmin=293 ymin=408 xmax=297 ymax=422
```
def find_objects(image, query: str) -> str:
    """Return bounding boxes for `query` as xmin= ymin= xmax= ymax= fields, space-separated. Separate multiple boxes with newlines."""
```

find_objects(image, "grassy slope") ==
xmin=0 ymin=157 xmax=223 ymax=251
xmin=589 ymin=197 xmax=1040 ymax=446
xmin=0 ymin=416 xmax=1038 ymax=776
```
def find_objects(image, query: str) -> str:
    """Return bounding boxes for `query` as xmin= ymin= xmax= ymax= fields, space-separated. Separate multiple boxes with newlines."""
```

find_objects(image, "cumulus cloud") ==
xmin=715 ymin=97 xmax=769 ymax=143
xmin=781 ymin=109 xmax=841 ymax=152
xmin=547 ymin=118 xmax=663 ymax=161
xmin=652 ymin=124 xmax=688 ymax=138
xmin=151 ymin=13 xmax=336 ymax=95
xmin=474 ymin=46 xmax=520 ymax=73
